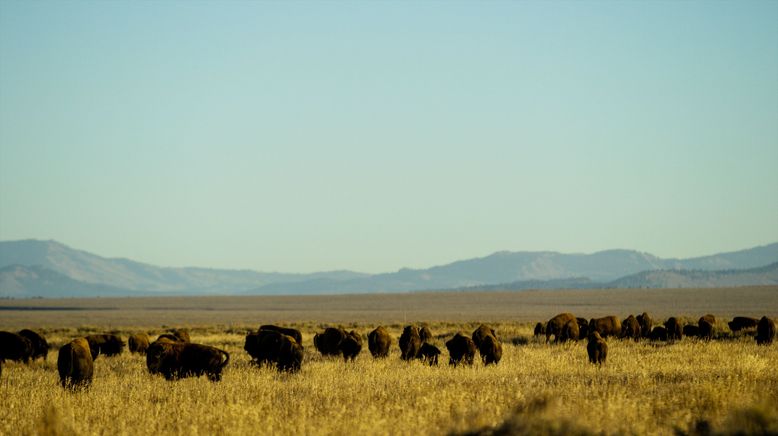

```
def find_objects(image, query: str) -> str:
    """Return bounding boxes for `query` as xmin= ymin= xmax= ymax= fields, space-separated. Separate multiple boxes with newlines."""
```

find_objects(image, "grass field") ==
xmin=1 ymin=287 xmax=777 ymax=435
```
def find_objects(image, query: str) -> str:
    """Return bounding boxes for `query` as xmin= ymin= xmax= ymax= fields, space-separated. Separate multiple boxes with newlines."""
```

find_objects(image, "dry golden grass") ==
xmin=1 ymin=321 xmax=776 ymax=436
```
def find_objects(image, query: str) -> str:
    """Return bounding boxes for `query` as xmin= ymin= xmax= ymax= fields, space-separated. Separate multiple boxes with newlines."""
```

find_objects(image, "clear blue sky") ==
xmin=1 ymin=1 xmax=776 ymax=273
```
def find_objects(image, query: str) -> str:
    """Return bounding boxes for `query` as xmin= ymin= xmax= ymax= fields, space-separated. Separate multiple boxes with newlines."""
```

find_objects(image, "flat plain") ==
xmin=1 ymin=286 xmax=777 ymax=435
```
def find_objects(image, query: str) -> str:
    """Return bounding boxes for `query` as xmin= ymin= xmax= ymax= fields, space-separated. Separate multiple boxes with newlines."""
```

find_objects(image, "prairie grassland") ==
xmin=1 ymin=322 xmax=776 ymax=436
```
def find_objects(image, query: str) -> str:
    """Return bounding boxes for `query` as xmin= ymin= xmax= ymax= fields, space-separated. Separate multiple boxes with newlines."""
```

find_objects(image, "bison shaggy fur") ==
xmin=147 ymin=341 xmax=230 ymax=381
xmin=533 ymin=322 xmax=545 ymax=337
xmin=419 ymin=326 xmax=433 ymax=343
xmin=85 ymin=334 xmax=124 ymax=359
xmin=399 ymin=326 xmax=422 ymax=361
xmin=636 ymin=312 xmax=653 ymax=338
xmin=259 ymin=325 xmax=302 ymax=345
xmin=576 ymin=317 xmax=590 ymax=339
xmin=589 ymin=316 xmax=622 ymax=338
xmin=17 ymin=329 xmax=48 ymax=361
xmin=128 ymin=333 xmax=150 ymax=354
xmin=728 ymin=317 xmax=759 ymax=333
xmin=58 ymin=338 xmax=93 ymax=390
xmin=417 ymin=343 xmax=441 ymax=366
xmin=756 ymin=316 xmax=775 ymax=345
xmin=650 ymin=326 xmax=668 ymax=341
xmin=314 ymin=327 xmax=347 ymax=357
xmin=683 ymin=325 xmax=700 ymax=338
xmin=620 ymin=316 xmax=641 ymax=341
xmin=245 ymin=330 xmax=303 ymax=372
xmin=479 ymin=334 xmax=503 ymax=365
xmin=545 ymin=313 xmax=576 ymax=343
xmin=0 ymin=331 xmax=33 ymax=363
xmin=368 ymin=326 xmax=391 ymax=358
xmin=664 ymin=318 xmax=683 ymax=341
xmin=472 ymin=324 xmax=498 ymax=348
xmin=341 ymin=331 xmax=363 ymax=362
xmin=698 ymin=315 xmax=715 ymax=341
xmin=446 ymin=333 xmax=476 ymax=366
xmin=559 ymin=319 xmax=579 ymax=343
xmin=587 ymin=332 xmax=608 ymax=365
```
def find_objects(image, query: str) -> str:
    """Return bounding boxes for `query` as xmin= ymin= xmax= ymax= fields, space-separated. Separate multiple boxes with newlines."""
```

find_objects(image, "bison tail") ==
xmin=218 ymin=349 xmax=230 ymax=370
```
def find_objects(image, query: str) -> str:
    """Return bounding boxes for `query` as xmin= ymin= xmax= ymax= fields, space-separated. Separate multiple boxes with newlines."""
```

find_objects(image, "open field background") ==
xmin=1 ymin=286 xmax=777 ymax=328
xmin=1 ymin=287 xmax=777 ymax=435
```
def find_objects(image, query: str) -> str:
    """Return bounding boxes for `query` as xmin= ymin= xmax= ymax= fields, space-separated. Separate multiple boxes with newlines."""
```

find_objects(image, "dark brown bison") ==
xmin=244 ymin=330 xmax=303 ymax=372
xmin=128 ymin=333 xmax=150 ymax=354
xmin=417 ymin=343 xmax=441 ymax=366
xmin=314 ymin=327 xmax=347 ymax=356
xmin=479 ymin=334 xmax=503 ymax=365
xmin=620 ymin=316 xmax=641 ymax=341
xmin=636 ymin=312 xmax=653 ymax=338
xmin=368 ymin=326 xmax=391 ymax=358
xmin=419 ymin=325 xmax=433 ymax=343
xmin=18 ymin=329 xmax=48 ymax=361
xmin=399 ymin=326 xmax=421 ymax=361
xmin=0 ymin=331 xmax=33 ymax=363
xmin=472 ymin=324 xmax=497 ymax=348
xmin=576 ymin=317 xmax=590 ymax=339
xmin=683 ymin=325 xmax=700 ymax=338
xmin=587 ymin=332 xmax=607 ymax=365
xmin=664 ymin=318 xmax=683 ymax=341
xmin=559 ymin=319 xmax=579 ymax=343
xmin=446 ymin=333 xmax=476 ymax=366
xmin=85 ymin=334 xmax=124 ymax=359
xmin=341 ymin=331 xmax=363 ymax=362
xmin=147 ymin=341 xmax=229 ymax=381
xmin=649 ymin=326 xmax=668 ymax=341
xmin=533 ymin=322 xmax=545 ymax=337
xmin=259 ymin=325 xmax=302 ymax=345
xmin=58 ymin=338 xmax=93 ymax=390
xmin=698 ymin=315 xmax=715 ymax=340
xmin=589 ymin=316 xmax=622 ymax=338
xmin=728 ymin=316 xmax=759 ymax=333
xmin=545 ymin=313 xmax=576 ymax=343
xmin=756 ymin=316 xmax=775 ymax=345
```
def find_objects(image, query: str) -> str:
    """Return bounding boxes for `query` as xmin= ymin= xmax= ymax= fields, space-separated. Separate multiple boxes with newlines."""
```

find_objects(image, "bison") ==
xmin=756 ymin=316 xmax=775 ymax=345
xmin=545 ymin=313 xmax=576 ymax=343
xmin=368 ymin=326 xmax=391 ymax=358
xmin=147 ymin=341 xmax=230 ymax=381
xmin=698 ymin=315 xmax=715 ymax=341
xmin=128 ymin=333 xmax=150 ymax=354
xmin=587 ymin=332 xmax=608 ymax=365
xmin=314 ymin=327 xmax=347 ymax=357
xmin=85 ymin=334 xmax=124 ymax=359
xmin=728 ymin=316 xmax=759 ymax=334
xmin=620 ymin=316 xmax=641 ymax=341
xmin=576 ymin=317 xmax=590 ymax=339
xmin=417 ymin=343 xmax=441 ymax=366
xmin=58 ymin=338 xmax=93 ymax=390
xmin=664 ymin=318 xmax=683 ymax=341
xmin=399 ymin=326 xmax=421 ymax=361
xmin=479 ymin=334 xmax=503 ymax=365
xmin=559 ymin=319 xmax=579 ymax=343
xmin=168 ymin=329 xmax=191 ymax=343
xmin=419 ymin=325 xmax=433 ymax=343
xmin=17 ymin=329 xmax=48 ymax=361
xmin=259 ymin=325 xmax=302 ymax=345
xmin=636 ymin=312 xmax=653 ymax=338
xmin=533 ymin=322 xmax=545 ymax=337
xmin=0 ymin=331 xmax=33 ymax=363
xmin=341 ymin=331 xmax=363 ymax=362
xmin=683 ymin=325 xmax=700 ymax=338
xmin=589 ymin=316 xmax=621 ymax=338
xmin=244 ymin=330 xmax=303 ymax=372
xmin=446 ymin=333 xmax=476 ymax=366
xmin=472 ymin=324 xmax=498 ymax=348
xmin=649 ymin=326 xmax=668 ymax=341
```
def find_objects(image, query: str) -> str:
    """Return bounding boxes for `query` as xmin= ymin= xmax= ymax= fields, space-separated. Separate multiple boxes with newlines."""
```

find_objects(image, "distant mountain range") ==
xmin=1 ymin=239 xmax=777 ymax=298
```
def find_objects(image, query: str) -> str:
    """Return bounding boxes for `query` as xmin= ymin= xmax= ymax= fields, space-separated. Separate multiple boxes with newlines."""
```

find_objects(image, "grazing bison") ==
xmin=683 ymin=325 xmax=700 ymax=338
xmin=664 ymin=318 xmax=683 ymax=341
xmin=472 ymin=324 xmax=498 ymax=348
xmin=85 ymin=334 xmax=124 ymax=359
xmin=58 ymin=338 xmax=94 ymax=390
xmin=417 ymin=343 xmax=441 ymax=366
xmin=587 ymin=332 xmax=608 ymax=365
xmin=620 ymin=316 xmax=641 ymax=341
xmin=368 ymin=326 xmax=391 ymax=358
xmin=419 ymin=326 xmax=433 ymax=343
xmin=0 ymin=331 xmax=33 ymax=363
xmin=446 ymin=333 xmax=476 ymax=366
xmin=314 ymin=327 xmax=347 ymax=356
xmin=756 ymin=316 xmax=775 ymax=345
xmin=728 ymin=316 xmax=759 ymax=333
xmin=147 ymin=341 xmax=230 ymax=381
xmin=545 ymin=313 xmax=576 ymax=343
xmin=341 ymin=331 xmax=363 ymax=362
xmin=128 ymin=333 xmax=150 ymax=354
xmin=650 ymin=326 xmax=668 ymax=341
xmin=636 ymin=312 xmax=653 ymax=338
xmin=533 ymin=322 xmax=545 ymax=337
xmin=479 ymin=334 xmax=503 ymax=365
xmin=259 ymin=325 xmax=302 ymax=345
xmin=244 ymin=330 xmax=303 ymax=372
xmin=576 ymin=317 xmax=590 ymax=339
xmin=698 ymin=315 xmax=715 ymax=341
xmin=18 ymin=329 xmax=49 ymax=361
xmin=559 ymin=319 xmax=579 ymax=343
xmin=589 ymin=316 xmax=622 ymax=338
xmin=399 ymin=326 xmax=422 ymax=361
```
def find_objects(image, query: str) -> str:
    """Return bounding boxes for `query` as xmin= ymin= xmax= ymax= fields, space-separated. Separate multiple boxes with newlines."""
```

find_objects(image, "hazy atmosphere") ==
xmin=1 ymin=1 xmax=777 ymax=273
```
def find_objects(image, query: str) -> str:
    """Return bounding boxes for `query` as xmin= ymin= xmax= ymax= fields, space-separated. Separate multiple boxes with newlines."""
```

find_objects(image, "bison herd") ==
xmin=0 ymin=314 xmax=775 ymax=389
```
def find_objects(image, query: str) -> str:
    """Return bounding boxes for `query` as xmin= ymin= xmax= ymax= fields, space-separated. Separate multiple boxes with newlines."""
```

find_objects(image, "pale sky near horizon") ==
xmin=1 ymin=1 xmax=777 ymax=274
